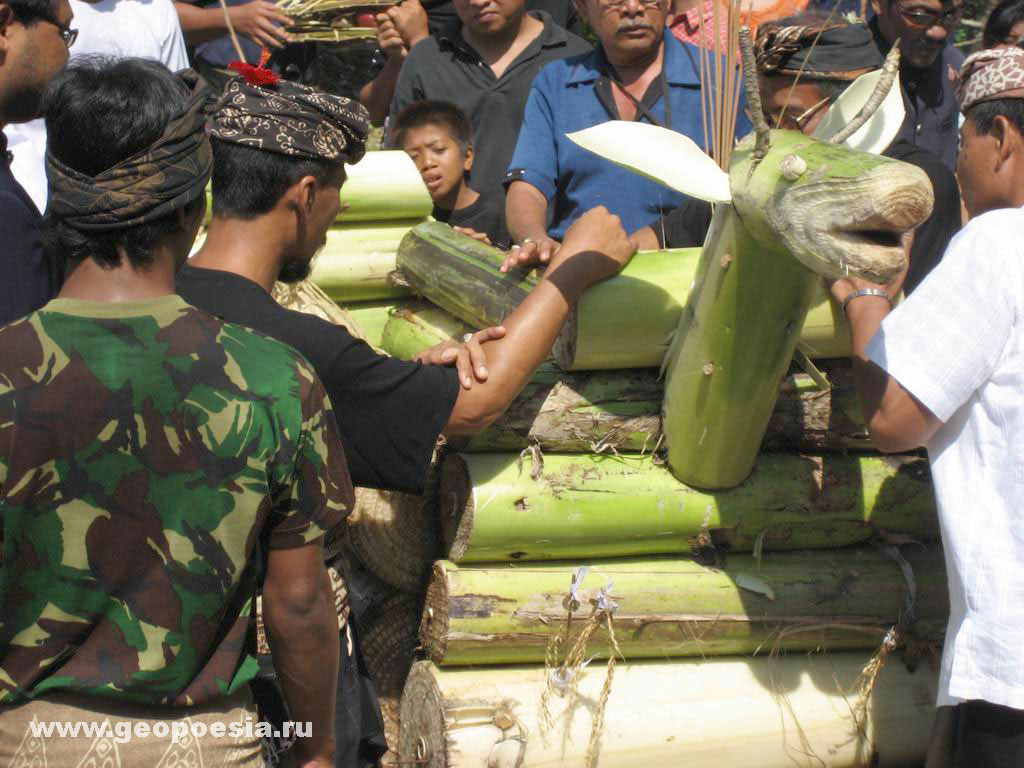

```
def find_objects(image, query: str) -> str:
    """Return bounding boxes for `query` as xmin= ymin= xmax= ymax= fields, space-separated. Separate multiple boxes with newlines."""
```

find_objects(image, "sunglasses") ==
xmin=893 ymin=1 xmax=963 ymax=29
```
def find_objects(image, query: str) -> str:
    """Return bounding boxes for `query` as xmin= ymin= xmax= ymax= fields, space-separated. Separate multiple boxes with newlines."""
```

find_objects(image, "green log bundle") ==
xmin=439 ymin=452 xmax=938 ymax=563
xmin=310 ymin=220 xmax=426 ymax=302
xmin=419 ymin=548 xmax=947 ymax=665
xmin=399 ymin=654 xmax=937 ymax=768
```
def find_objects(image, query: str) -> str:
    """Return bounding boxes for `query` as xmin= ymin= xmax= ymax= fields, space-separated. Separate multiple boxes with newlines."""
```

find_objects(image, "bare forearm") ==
xmin=445 ymin=259 xmax=592 ymax=433
xmin=359 ymin=57 xmax=403 ymax=126
xmin=506 ymin=182 xmax=550 ymax=243
xmin=845 ymin=297 xmax=938 ymax=451
xmin=264 ymin=573 xmax=339 ymax=761
xmin=174 ymin=3 xmax=229 ymax=44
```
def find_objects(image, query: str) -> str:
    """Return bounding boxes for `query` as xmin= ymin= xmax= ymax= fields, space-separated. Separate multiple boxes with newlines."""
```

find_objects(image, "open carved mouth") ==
xmin=770 ymin=163 xmax=934 ymax=283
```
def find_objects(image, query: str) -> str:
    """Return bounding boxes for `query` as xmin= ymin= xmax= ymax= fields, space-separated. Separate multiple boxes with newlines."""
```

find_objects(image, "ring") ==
xmin=462 ymin=333 xmax=473 ymax=343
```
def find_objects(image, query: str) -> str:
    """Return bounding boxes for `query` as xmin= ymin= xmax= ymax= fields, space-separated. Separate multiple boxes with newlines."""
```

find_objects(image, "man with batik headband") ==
xmin=0 ymin=57 xmax=351 ymax=768
xmin=830 ymin=46 xmax=1024 ymax=765
xmin=177 ymin=68 xmax=637 ymax=768
xmin=635 ymin=14 xmax=961 ymax=296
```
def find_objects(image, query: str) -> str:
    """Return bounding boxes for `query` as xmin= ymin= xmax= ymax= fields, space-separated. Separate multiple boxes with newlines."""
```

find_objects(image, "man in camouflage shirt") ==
xmin=0 ymin=58 xmax=351 ymax=768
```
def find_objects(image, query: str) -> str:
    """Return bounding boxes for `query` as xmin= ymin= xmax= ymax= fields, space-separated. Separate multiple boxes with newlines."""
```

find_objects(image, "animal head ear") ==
xmin=566 ymin=121 xmax=733 ymax=204
xmin=812 ymin=64 xmax=906 ymax=154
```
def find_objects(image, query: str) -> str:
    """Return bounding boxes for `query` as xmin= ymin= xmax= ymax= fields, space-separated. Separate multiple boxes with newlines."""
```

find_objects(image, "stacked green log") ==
xmin=395 ymin=221 xmax=858 ymax=370
xmin=399 ymin=654 xmax=938 ymax=768
xmin=420 ymin=548 xmax=947 ymax=665
xmin=380 ymin=303 xmax=472 ymax=360
xmin=438 ymin=452 xmax=938 ymax=563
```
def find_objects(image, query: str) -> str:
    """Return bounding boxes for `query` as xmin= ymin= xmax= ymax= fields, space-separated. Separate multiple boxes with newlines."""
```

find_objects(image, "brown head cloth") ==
xmin=46 ymin=69 xmax=212 ymax=233
xmin=957 ymin=47 xmax=1024 ymax=112
xmin=210 ymin=76 xmax=370 ymax=165
xmin=755 ymin=19 xmax=884 ymax=81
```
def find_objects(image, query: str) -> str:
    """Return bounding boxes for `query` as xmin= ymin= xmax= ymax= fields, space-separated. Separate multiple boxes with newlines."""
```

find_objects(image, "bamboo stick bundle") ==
xmin=277 ymin=0 xmax=389 ymax=43
xmin=339 ymin=151 xmax=433 ymax=223
xmin=395 ymin=222 xmax=862 ymax=368
xmin=420 ymin=548 xmax=948 ymax=665
xmin=439 ymin=452 xmax=938 ymax=563
xmin=344 ymin=486 xmax=436 ymax=592
xmin=380 ymin=302 xmax=472 ymax=360
xmin=398 ymin=653 xmax=938 ymax=767
xmin=310 ymin=220 xmax=425 ymax=302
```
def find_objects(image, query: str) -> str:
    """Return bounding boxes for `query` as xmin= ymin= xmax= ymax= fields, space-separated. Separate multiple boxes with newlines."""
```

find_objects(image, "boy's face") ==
xmin=401 ymin=123 xmax=472 ymax=207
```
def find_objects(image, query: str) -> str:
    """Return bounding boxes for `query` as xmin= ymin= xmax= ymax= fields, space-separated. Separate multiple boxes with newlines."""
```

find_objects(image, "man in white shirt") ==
xmin=4 ymin=0 xmax=189 ymax=211
xmin=831 ymin=46 xmax=1024 ymax=765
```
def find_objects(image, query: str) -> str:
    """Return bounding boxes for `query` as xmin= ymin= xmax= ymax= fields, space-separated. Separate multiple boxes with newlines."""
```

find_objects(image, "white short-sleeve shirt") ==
xmin=867 ymin=205 xmax=1024 ymax=709
xmin=3 ymin=0 xmax=190 ymax=212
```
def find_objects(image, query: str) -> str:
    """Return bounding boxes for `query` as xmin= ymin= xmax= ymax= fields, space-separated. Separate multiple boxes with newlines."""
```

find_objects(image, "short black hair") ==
xmin=210 ymin=138 xmax=341 ymax=220
xmin=41 ymin=55 xmax=201 ymax=271
xmin=984 ymin=0 xmax=1024 ymax=47
xmin=6 ymin=0 xmax=60 ymax=24
xmin=966 ymin=97 xmax=1024 ymax=137
xmin=390 ymin=100 xmax=474 ymax=154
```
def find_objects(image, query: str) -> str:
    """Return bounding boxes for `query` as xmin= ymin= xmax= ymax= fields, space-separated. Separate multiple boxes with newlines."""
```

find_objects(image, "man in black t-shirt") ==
xmin=634 ymin=15 xmax=961 ymax=295
xmin=179 ymin=73 xmax=637 ymax=495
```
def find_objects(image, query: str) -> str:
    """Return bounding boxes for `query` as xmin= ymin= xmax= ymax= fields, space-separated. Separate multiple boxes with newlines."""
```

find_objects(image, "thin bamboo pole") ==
xmin=439 ymin=452 xmax=938 ymax=563
xmin=420 ymin=548 xmax=947 ymax=665
xmin=399 ymin=654 xmax=937 ymax=768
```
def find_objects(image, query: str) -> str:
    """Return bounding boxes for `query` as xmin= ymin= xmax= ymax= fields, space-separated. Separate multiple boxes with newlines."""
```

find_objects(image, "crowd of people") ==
xmin=1 ymin=0 xmax=1024 ymax=765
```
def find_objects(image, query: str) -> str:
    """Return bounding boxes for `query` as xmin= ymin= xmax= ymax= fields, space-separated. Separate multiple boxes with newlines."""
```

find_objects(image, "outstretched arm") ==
xmin=443 ymin=206 xmax=637 ymax=434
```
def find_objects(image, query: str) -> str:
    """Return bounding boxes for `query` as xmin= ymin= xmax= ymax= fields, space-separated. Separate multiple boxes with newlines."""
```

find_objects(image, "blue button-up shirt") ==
xmin=506 ymin=29 xmax=749 ymax=239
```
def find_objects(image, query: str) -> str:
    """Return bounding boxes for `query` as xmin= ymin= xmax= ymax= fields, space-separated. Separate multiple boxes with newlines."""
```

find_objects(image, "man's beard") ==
xmin=277 ymin=256 xmax=313 ymax=284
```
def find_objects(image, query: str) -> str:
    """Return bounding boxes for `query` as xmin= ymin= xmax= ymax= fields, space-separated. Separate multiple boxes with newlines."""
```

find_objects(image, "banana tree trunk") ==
xmin=396 ymin=221 xmax=539 ymax=329
xmin=660 ymin=202 xmax=816 ymax=490
xmin=551 ymin=248 xmax=701 ymax=370
xmin=439 ymin=452 xmax=938 ymax=563
xmin=420 ymin=548 xmax=947 ymax=665
xmin=311 ymin=220 xmax=426 ymax=302
xmin=380 ymin=302 xmax=472 ymax=360
xmin=399 ymin=655 xmax=937 ymax=768
xmin=456 ymin=360 xmax=868 ymax=454
xmin=337 ymin=150 xmax=433 ymax=222
xmin=340 ymin=300 xmax=405 ymax=351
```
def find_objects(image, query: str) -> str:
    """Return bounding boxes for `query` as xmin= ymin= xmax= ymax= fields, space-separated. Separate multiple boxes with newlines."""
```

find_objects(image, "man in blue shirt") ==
xmin=503 ymin=0 xmax=748 ymax=262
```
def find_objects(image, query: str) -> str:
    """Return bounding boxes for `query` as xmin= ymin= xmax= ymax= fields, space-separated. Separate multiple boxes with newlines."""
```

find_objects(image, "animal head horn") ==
xmin=829 ymin=46 xmax=901 ymax=145
xmin=739 ymin=27 xmax=771 ymax=160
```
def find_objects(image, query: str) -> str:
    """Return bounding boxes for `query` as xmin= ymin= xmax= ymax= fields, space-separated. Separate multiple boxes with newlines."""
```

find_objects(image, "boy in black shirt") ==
xmin=393 ymin=100 xmax=510 ymax=248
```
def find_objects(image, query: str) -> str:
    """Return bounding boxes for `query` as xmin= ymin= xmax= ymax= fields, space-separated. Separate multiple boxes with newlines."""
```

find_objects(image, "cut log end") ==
xmin=346 ymin=487 xmax=435 ymax=593
xmin=439 ymin=454 xmax=474 ymax=562
xmin=419 ymin=561 xmax=451 ymax=664
xmin=397 ymin=661 xmax=449 ymax=768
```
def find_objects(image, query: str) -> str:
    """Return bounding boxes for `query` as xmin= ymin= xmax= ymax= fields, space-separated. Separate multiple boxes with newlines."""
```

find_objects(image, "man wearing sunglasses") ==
xmin=871 ymin=0 xmax=964 ymax=170
xmin=0 ymin=0 xmax=73 ymax=327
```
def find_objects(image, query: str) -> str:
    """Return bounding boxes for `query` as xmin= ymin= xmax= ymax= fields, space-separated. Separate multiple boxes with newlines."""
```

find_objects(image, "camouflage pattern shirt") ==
xmin=0 ymin=296 xmax=353 ymax=706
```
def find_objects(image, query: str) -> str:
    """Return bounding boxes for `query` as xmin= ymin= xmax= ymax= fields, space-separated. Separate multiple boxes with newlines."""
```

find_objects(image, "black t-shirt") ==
xmin=423 ymin=0 xmax=583 ymax=38
xmin=434 ymin=191 xmax=511 ymax=249
xmin=654 ymin=141 xmax=960 ymax=295
xmin=176 ymin=265 xmax=459 ymax=494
